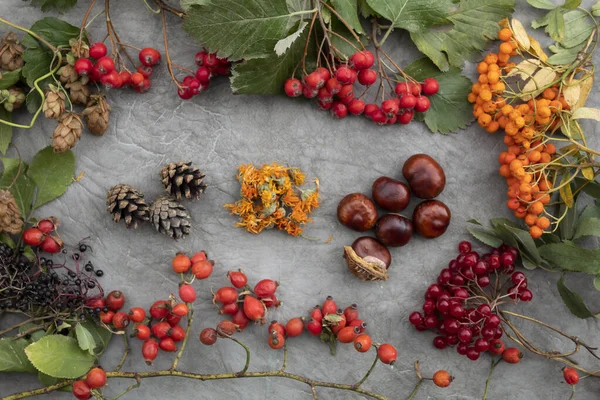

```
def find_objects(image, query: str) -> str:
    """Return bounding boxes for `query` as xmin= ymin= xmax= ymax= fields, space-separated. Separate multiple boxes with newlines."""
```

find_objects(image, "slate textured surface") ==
xmin=1 ymin=1 xmax=600 ymax=399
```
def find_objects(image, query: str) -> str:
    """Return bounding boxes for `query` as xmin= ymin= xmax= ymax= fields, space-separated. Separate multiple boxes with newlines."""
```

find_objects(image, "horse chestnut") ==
xmin=412 ymin=200 xmax=451 ymax=238
xmin=371 ymin=177 xmax=410 ymax=212
xmin=351 ymin=236 xmax=391 ymax=269
xmin=375 ymin=214 xmax=413 ymax=247
xmin=402 ymin=154 xmax=446 ymax=199
xmin=337 ymin=193 xmax=377 ymax=232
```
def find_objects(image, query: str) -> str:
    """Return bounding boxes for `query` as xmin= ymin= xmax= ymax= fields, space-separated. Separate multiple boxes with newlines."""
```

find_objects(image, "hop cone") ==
xmin=82 ymin=94 xmax=110 ymax=136
xmin=70 ymin=39 xmax=89 ymax=58
xmin=0 ymin=190 xmax=23 ymax=235
xmin=43 ymin=88 xmax=66 ymax=119
xmin=106 ymin=184 xmax=149 ymax=229
xmin=0 ymin=32 xmax=24 ymax=71
xmin=160 ymin=161 xmax=207 ymax=200
xmin=52 ymin=112 xmax=83 ymax=153
xmin=65 ymin=78 xmax=89 ymax=105
xmin=148 ymin=195 xmax=191 ymax=239
xmin=58 ymin=64 xmax=79 ymax=84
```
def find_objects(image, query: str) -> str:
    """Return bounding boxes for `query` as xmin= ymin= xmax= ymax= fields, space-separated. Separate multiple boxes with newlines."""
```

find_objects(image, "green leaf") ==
xmin=526 ymin=0 xmax=555 ymax=9
xmin=274 ymin=21 xmax=308 ymax=56
xmin=79 ymin=321 xmax=112 ymax=355
xmin=23 ymin=246 xmax=36 ymax=261
xmin=490 ymin=217 xmax=521 ymax=229
xmin=0 ymin=338 xmax=36 ymax=373
xmin=594 ymin=275 xmax=600 ymax=291
xmin=521 ymin=257 xmax=538 ymax=270
xmin=27 ymin=146 xmax=76 ymax=209
xmin=559 ymin=201 xmax=578 ymax=240
xmin=504 ymin=225 xmax=542 ymax=264
xmin=358 ymin=0 xmax=378 ymax=18
xmin=402 ymin=58 xmax=473 ymax=133
xmin=539 ymin=242 xmax=600 ymax=274
xmin=329 ymin=14 xmax=364 ymax=59
xmin=365 ymin=0 xmax=449 ymax=33
xmin=30 ymin=0 xmax=78 ymax=12
xmin=557 ymin=275 xmax=596 ymax=318
xmin=26 ymin=90 xmax=43 ymax=115
xmin=38 ymin=372 xmax=72 ymax=392
xmin=593 ymin=0 xmax=600 ymax=16
xmin=0 ymin=233 xmax=15 ymax=248
xmin=331 ymin=0 xmax=365 ymax=34
xmin=74 ymin=323 xmax=96 ymax=356
xmin=574 ymin=218 xmax=600 ymax=240
xmin=0 ymin=69 xmax=22 ymax=90
xmin=562 ymin=0 xmax=582 ymax=9
xmin=575 ymin=178 xmax=600 ymax=198
xmin=410 ymin=0 xmax=515 ymax=71
xmin=545 ymin=8 xmax=565 ymax=42
xmin=546 ymin=10 xmax=594 ymax=65
xmin=0 ymin=158 xmax=35 ymax=216
xmin=579 ymin=201 xmax=600 ymax=220
xmin=25 ymin=335 xmax=95 ymax=379
xmin=231 ymin=23 xmax=315 ymax=94
xmin=19 ymin=323 xmax=46 ymax=343
xmin=21 ymin=48 xmax=53 ymax=88
xmin=180 ymin=0 xmax=208 ymax=11
xmin=547 ymin=42 xmax=584 ymax=65
xmin=0 ymin=108 xmax=12 ymax=156
xmin=183 ymin=0 xmax=311 ymax=60
xmin=467 ymin=226 xmax=503 ymax=247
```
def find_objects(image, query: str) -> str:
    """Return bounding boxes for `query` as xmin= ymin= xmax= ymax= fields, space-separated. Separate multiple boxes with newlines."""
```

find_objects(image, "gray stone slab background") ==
xmin=1 ymin=0 xmax=600 ymax=399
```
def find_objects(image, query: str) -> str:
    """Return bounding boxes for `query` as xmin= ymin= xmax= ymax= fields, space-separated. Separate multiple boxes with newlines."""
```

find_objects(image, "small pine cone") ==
xmin=70 ymin=39 xmax=89 ymax=59
xmin=148 ymin=195 xmax=191 ymax=240
xmin=43 ymin=88 xmax=66 ymax=119
xmin=0 ymin=32 xmax=24 ymax=71
xmin=58 ymin=64 xmax=79 ymax=84
xmin=52 ymin=112 xmax=83 ymax=153
xmin=160 ymin=161 xmax=207 ymax=200
xmin=82 ymin=94 xmax=111 ymax=136
xmin=0 ymin=190 xmax=23 ymax=235
xmin=106 ymin=184 xmax=149 ymax=229
xmin=66 ymin=79 xmax=89 ymax=105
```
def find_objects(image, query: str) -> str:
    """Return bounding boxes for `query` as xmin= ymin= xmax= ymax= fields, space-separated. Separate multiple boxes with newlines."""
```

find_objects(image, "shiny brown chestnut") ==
xmin=337 ymin=193 xmax=378 ymax=232
xmin=351 ymin=236 xmax=392 ymax=269
xmin=375 ymin=214 xmax=413 ymax=247
xmin=371 ymin=176 xmax=411 ymax=212
xmin=402 ymin=154 xmax=446 ymax=199
xmin=412 ymin=200 xmax=451 ymax=239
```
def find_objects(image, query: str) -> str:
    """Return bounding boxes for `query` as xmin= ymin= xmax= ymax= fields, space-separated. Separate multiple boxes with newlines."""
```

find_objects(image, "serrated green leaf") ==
xmin=26 ymin=90 xmax=43 ymax=115
xmin=25 ymin=335 xmax=94 ymax=379
xmin=467 ymin=226 xmax=503 ymax=248
xmin=75 ymin=323 xmax=96 ymax=356
xmin=0 ymin=69 xmax=22 ymax=90
xmin=274 ymin=21 xmax=308 ymax=56
xmin=30 ymin=0 xmax=78 ymax=13
xmin=546 ymin=10 xmax=594 ymax=65
xmin=504 ymin=225 xmax=542 ymax=264
xmin=539 ymin=242 xmax=600 ymax=274
xmin=573 ymin=218 xmax=600 ymax=240
xmin=547 ymin=42 xmax=584 ymax=65
xmin=331 ymin=0 xmax=365 ymax=34
xmin=0 ymin=158 xmax=34 ymax=216
xmin=79 ymin=321 xmax=112 ymax=355
xmin=527 ymin=0 xmax=555 ymax=9
xmin=410 ymin=0 xmax=515 ymax=71
xmin=183 ymin=0 xmax=313 ymax=60
xmin=545 ymin=8 xmax=565 ymax=42
xmin=0 ymin=338 xmax=36 ymax=373
xmin=21 ymin=17 xmax=82 ymax=50
xmin=541 ymin=232 xmax=562 ymax=244
xmin=402 ymin=58 xmax=473 ymax=133
xmin=365 ymin=0 xmax=449 ymax=33
xmin=231 ymin=23 xmax=315 ymax=94
xmin=27 ymin=146 xmax=76 ymax=209
xmin=557 ymin=275 xmax=596 ymax=318
xmin=21 ymin=47 xmax=53 ymax=88
xmin=329 ymin=14 xmax=364 ymax=59
xmin=0 ymin=108 xmax=12 ymax=156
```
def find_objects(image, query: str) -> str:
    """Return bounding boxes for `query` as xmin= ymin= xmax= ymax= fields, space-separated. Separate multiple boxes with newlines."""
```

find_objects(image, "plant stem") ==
xmin=0 ymin=17 xmax=57 ymax=52
xmin=79 ymin=0 xmax=98 ymax=40
xmin=354 ymin=352 xmax=379 ymax=388
xmin=160 ymin=8 xmax=182 ymax=90
xmin=155 ymin=0 xmax=186 ymax=18
xmin=0 ymin=315 xmax=49 ymax=336
xmin=171 ymin=305 xmax=193 ymax=371
xmin=109 ymin=374 xmax=141 ymax=400
xmin=482 ymin=358 xmax=501 ymax=400
xmin=230 ymin=337 xmax=251 ymax=376
xmin=406 ymin=380 xmax=422 ymax=400
xmin=280 ymin=342 xmax=288 ymax=372
xmin=114 ymin=333 xmax=129 ymax=372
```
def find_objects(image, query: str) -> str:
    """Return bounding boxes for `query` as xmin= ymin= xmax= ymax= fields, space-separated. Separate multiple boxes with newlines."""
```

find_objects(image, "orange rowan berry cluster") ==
xmin=469 ymin=28 xmax=570 ymax=239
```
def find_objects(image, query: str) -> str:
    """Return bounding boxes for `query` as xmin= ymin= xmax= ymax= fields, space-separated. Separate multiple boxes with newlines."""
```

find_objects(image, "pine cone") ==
xmin=43 ymin=88 xmax=66 ymax=119
xmin=0 ymin=190 xmax=23 ymax=235
xmin=160 ymin=161 xmax=207 ymax=200
xmin=82 ymin=94 xmax=110 ymax=136
xmin=106 ymin=184 xmax=149 ymax=229
xmin=0 ymin=32 xmax=24 ymax=71
xmin=70 ymin=39 xmax=89 ymax=59
xmin=66 ymin=78 xmax=89 ymax=105
xmin=52 ymin=112 xmax=83 ymax=153
xmin=148 ymin=195 xmax=191 ymax=239
xmin=58 ymin=64 xmax=79 ymax=84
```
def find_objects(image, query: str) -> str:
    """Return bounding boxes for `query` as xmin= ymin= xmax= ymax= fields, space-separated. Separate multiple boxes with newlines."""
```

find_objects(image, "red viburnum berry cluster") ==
xmin=176 ymin=50 xmax=231 ymax=100
xmin=22 ymin=217 xmax=63 ymax=254
xmin=283 ymin=50 xmax=439 ymax=125
xmin=409 ymin=241 xmax=532 ymax=361
xmin=73 ymin=43 xmax=160 ymax=92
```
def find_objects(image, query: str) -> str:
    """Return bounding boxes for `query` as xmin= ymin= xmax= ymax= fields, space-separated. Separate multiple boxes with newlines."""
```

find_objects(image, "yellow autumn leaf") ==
xmin=506 ymin=59 xmax=541 ymax=80
xmin=559 ymin=174 xmax=574 ymax=208
xmin=582 ymin=167 xmax=595 ymax=181
xmin=529 ymin=37 xmax=548 ymax=61
xmin=572 ymin=76 xmax=594 ymax=112
xmin=521 ymin=67 xmax=557 ymax=99
xmin=511 ymin=18 xmax=530 ymax=51
xmin=563 ymin=83 xmax=581 ymax=107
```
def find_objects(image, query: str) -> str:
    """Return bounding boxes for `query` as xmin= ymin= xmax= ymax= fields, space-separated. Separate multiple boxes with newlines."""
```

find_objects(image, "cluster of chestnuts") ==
xmin=337 ymin=154 xmax=451 ymax=281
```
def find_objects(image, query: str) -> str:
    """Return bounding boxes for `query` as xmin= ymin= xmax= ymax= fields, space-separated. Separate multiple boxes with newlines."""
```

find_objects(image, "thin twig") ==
xmin=171 ymin=306 xmax=193 ymax=371
xmin=230 ymin=337 xmax=251 ymax=376
xmin=114 ymin=334 xmax=129 ymax=372
xmin=354 ymin=352 xmax=379 ymax=388
xmin=482 ymin=358 xmax=501 ymax=400
xmin=160 ymin=8 xmax=183 ymax=89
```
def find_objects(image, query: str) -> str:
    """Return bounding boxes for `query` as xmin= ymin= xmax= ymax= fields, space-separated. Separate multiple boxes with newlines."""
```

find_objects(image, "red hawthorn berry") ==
xmin=150 ymin=300 xmax=170 ymax=319
xmin=433 ymin=370 xmax=453 ymax=388
xmin=134 ymin=324 xmax=151 ymax=340
xmin=139 ymin=47 xmax=161 ymax=66
xmin=111 ymin=311 xmax=129 ymax=330
xmin=331 ymin=102 xmax=348 ymax=119
xmin=414 ymin=95 xmax=431 ymax=112
xmin=96 ymin=56 xmax=115 ymax=75
xmin=357 ymin=69 xmax=377 ymax=86
xmin=348 ymin=99 xmax=366 ymax=115
xmin=397 ymin=110 xmax=414 ymax=125
xmin=131 ymin=72 xmax=144 ymax=87
xmin=101 ymin=70 xmax=122 ymax=88
xmin=336 ymin=84 xmax=353 ymax=103
xmin=203 ymin=53 xmax=219 ymax=68
xmin=422 ymin=77 xmax=439 ymax=96
xmin=349 ymin=51 xmax=368 ymax=70
xmin=502 ymin=348 xmax=523 ymax=364
xmin=317 ymin=86 xmax=333 ymax=101
xmin=213 ymin=287 xmax=238 ymax=304
xmin=377 ymin=343 xmax=397 ymax=365
xmin=335 ymin=66 xmax=354 ymax=84
xmin=195 ymin=51 xmax=208 ymax=66
xmin=243 ymin=295 xmax=265 ymax=322
xmin=371 ymin=109 xmax=388 ymax=125
xmin=268 ymin=320 xmax=286 ymax=337
xmin=179 ymin=284 xmax=197 ymax=303
xmin=395 ymin=82 xmax=410 ymax=96
xmin=72 ymin=380 xmax=91 ymax=400
xmin=227 ymin=270 xmax=248 ymax=289
xmin=89 ymin=42 xmax=107 ymax=59
xmin=159 ymin=337 xmax=177 ymax=352
xmin=409 ymin=82 xmax=422 ymax=96
xmin=489 ymin=339 xmax=505 ymax=355
xmin=106 ymin=290 xmax=125 ymax=311
xmin=563 ymin=367 xmax=579 ymax=385
xmin=304 ymin=71 xmax=325 ymax=89
xmin=315 ymin=67 xmax=331 ymax=81
xmin=137 ymin=65 xmax=153 ymax=78
xmin=398 ymin=94 xmax=417 ymax=109
xmin=325 ymin=77 xmax=342 ymax=95
xmin=364 ymin=103 xmax=379 ymax=118
xmin=85 ymin=367 xmax=107 ymax=389
xmin=166 ymin=313 xmax=181 ymax=327
xmin=195 ymin=66 xmax=211 ymax=84
xmin=119 ymin=71 xmax=132 ymax=86
xmin=22 ymin=228 xmax=45 ymax=246
xmin=129 ymin=307 xmax=146 ymax=323
xmin=74 ymin=58 xmax=93 ymax=76
xmin=318 ymin=99 xmax=333 ymax=110
xmin=142 ymin=339 xmax=159 ymax=365
xmin=381 ymin=99 xmax=400 ymax=117
xmin=253 ymin=279 xmax=278 ymax=298
xmin=285 ymin=318 xmax=304 ymax=337
xmin=231 ymin=308 xmax=250 ymax=330
xmin=302 ymin=85 xmax=318 ymax=98
xmin=200 ymin=328 xmax=218 ymax=345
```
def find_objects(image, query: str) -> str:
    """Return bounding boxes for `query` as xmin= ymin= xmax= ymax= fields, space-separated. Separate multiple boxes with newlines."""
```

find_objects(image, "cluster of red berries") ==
xmin=177 ymin=50 xmax=231 ymax=100
xmin=73 ymin=43 xmax=161 ymax=92
xmin=22 ymin=217 xmax=63 ymax=254
xmin=71 ymin=367 xmax=107 ymax=400
xmin=283 ymin=50 xmax=439 ymax=125
xmin=409 ymin=241 xmax=532 ymax=361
